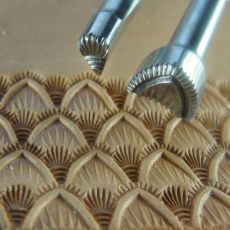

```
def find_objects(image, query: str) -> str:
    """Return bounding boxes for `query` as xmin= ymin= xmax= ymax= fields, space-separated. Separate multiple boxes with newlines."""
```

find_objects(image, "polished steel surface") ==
xmin=128 ymin=0 xmax=228 ymax=120
xmin=78 ymin=0 xmax=140 ymax=75
xmin=170 ymin=0 xmax=227 ymax=59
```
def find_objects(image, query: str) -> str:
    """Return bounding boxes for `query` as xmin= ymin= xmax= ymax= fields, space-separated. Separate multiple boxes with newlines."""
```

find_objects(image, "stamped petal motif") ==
xmin=42 ymin=145 xmax=74 ymax=184
xmin=141 ymin=109 xmax=173 ymax=143
xmin=105 ymin=78 xmax=128 ymax=110
xmin=215 ymin=79 xmax=230 ymax=102
xmin=10 ymin=70 xmax=45 ymax=85
xmin=200 ymin=84 xmax=229 ymax=115
xmin=0 ymin=75 xmax=10 ymax=101
xmin=65 ymin=149 xmax=130 ymax=192
xmin=110 ymin=187 xmax=182 ymax=229
xmin=0 ymin=113 xmax=17 ymax=152
xmin=28 ymin=115 xmax=87 ymax=150
xmin=209 ymin=145 xmax=230 ymax=184
xmin=62 ymin=76 xmax=116 ymax=113
xmin=183 ymin=148 xmax=210 ymax=184
xmin=197 ymin=111 xmax=224 ymax=144
xmin=162 ymin=186 xmax=192 ymax=224
xmin=1 ymin=184 xmax=36 ymax=226
xmin=0 ymin=78 xmax=53 ymax=112
xmin=129 ymin=93 xmax=170 ymax=115
xmin=113 ymin=145 xmax=142 ymax=182
xmin=77 ymin=111 xmax=104 ymax=146
xmin=11 ymin=110 xmax=39 ymax=144
xmin=22 ymin=188 xmax=100 ymax=229
xmin=139 ymin=145 xmax=199 ymax=188
xmin=44 ymin=75 xmax=69 ymax=106
xmin=192 ymin=187 xmax=230 ymax=229
xmin=84 ymin=188 xmax=115 ymax=229
xmin=97 ymin=111 xmax=153 ymax=149
xmin=0 ymin=150 xmax=56 ymax=191
xmin=165 ymin=118 xmax=215 ymax=151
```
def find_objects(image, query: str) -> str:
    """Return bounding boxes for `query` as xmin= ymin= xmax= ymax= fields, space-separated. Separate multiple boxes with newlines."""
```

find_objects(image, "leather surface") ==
xmin=0 ymin=0 xmax=230 ymax=229
xmin=0 ymin=71 xmax=229 ymax=229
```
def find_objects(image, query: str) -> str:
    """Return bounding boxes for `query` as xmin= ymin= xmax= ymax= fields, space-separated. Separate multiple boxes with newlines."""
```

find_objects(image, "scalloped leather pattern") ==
xmin=0 ymin=71 xmax=230 ymax=229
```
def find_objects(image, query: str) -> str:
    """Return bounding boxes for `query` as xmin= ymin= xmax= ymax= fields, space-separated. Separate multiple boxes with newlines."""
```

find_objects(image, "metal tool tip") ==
xmin=127 ymin=44 xmax=207 ymax=120
xmin=78 ymin=33 xmax=109 ymax=75
xmin=128 ymin=64 xmax=186 ymax=118
xmin=84 ymin=56 xmax=105 ymax=75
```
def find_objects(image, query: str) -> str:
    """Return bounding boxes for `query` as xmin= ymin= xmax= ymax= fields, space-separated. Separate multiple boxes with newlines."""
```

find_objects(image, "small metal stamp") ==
xmin=128 ymin=0 xmax=228 ymax=120
xmin=78 ymin=0 xmax=140 ymax=75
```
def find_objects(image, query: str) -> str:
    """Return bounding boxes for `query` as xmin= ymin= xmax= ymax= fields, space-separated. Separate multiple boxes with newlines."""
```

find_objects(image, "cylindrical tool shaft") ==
xmin=84 ymin=0 xmax=140 ymax=46
xmin=100 ymin=0 xmax=140 ymax=19
xmin=170 ymin=0 xmax=227 ymax=59
xmin=79 ymin=0 xmax=140 ymax=75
